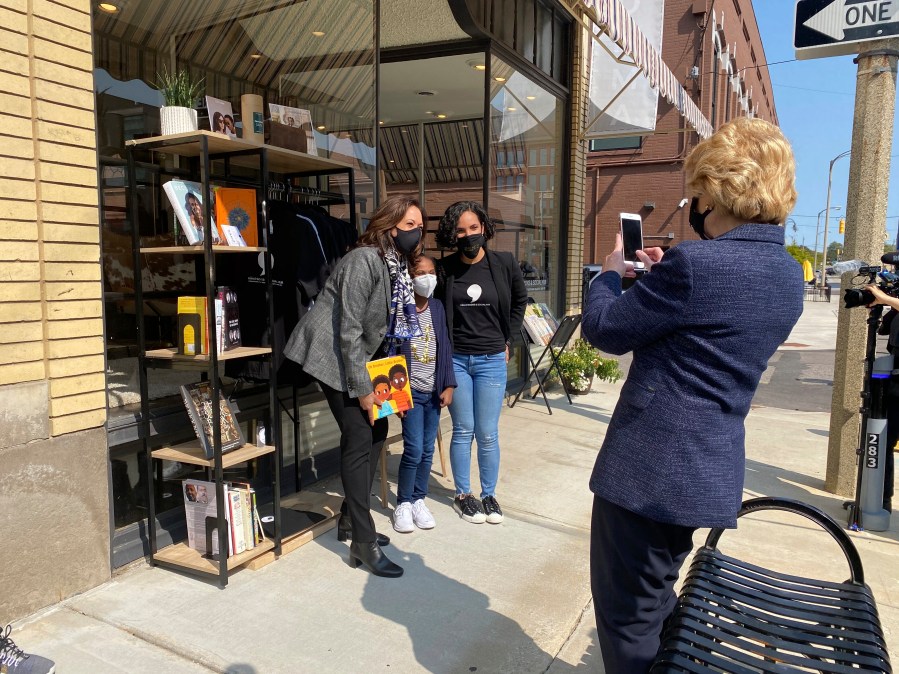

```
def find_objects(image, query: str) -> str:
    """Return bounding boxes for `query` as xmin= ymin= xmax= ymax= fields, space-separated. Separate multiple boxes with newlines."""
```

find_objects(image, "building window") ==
xmin=732 ymin=0 xmax=741 ymax=15
xmin=589 ymin=136 xmax=643 ymax=151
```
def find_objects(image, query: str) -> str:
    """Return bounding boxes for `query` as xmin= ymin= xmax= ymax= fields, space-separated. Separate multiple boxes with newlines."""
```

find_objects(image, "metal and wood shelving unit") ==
xmin=126 ymin=131 xmax=357 ymax=586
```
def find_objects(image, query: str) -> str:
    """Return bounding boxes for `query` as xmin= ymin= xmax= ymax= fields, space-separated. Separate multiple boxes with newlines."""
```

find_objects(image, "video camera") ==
xmin=843 ymin=252 xmax=899 ymax=308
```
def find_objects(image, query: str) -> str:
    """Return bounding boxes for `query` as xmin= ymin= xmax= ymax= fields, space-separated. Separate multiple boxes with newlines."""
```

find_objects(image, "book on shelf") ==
xmin=230 ymin=482 xmax=257 ymax=551
xmin=205 ymin=96 xmax=237 ymax=139
xmin=178 ymin=296 xmax=208 ymax=355
xmin=180 ymin=381 xmax=246 ymax=458
xmin=268 ymin=103 xmax=317 ymax=155
xmin=366 ymin=355 xmax=414 ymax=424
xmin=182 ymin=479 xmax=232 ymax=557
xmin=214 ymin=287 xmax=241 ymax=353
xmin=523 ymin=303 xmax=554 ymax=346
xmin=162 ymin=180 xmax=220 ymax=246
xmin=214 ymin=187 xmax=257 ymax=247
xmin=227 ymin=488 xmax=247 ymax=555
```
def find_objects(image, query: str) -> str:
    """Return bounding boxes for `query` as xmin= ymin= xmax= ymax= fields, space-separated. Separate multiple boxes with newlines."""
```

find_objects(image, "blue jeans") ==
xmin=448 ymin=352 xmax=507 ymax=498
xmin=398 ymin=389 xmax=442 ymax=504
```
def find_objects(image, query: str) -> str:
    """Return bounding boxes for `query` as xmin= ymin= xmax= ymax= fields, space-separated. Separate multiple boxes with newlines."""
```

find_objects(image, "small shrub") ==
xmin=554 ymin=338 xmax=622 ymax=391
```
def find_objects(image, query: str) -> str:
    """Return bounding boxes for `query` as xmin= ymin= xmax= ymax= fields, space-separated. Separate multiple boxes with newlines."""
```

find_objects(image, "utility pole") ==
xmin=814 ymin=206 xmax=840 ymax=279
xmin=826 ymin=40 xmax=899 ymax=497
xmin=821 ymin=153 xmax=850 ymax=284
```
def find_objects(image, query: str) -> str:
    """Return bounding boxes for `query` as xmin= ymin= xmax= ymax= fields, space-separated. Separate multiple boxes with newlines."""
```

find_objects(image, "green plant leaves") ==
xmin=156 ymin=67 xmax=205 ymax=108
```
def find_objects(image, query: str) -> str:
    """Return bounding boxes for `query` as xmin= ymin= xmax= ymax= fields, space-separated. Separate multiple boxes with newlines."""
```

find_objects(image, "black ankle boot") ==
xmin=349 ymin=541 xmax=403 ymax=578
xmin=337 ymin=517 xmax=389 ymax=546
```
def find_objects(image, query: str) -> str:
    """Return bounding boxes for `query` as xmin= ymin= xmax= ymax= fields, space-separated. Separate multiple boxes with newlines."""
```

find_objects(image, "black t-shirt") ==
xmin=451 ymin=258 xmax=506 ymax=355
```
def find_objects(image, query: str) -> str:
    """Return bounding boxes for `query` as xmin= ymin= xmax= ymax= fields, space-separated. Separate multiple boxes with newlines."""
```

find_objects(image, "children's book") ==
xmin=206 ymin=96 xmax=237 ymax=138
xmin=162 ymin=180 xmax=220 ymax=246
xmin=366 ymin=355 xmax=414 ymax=424
xmin=214 ymin=187 xmax=258 ymax=247
xmin=180 ymin=381 xmax=246 ymax=458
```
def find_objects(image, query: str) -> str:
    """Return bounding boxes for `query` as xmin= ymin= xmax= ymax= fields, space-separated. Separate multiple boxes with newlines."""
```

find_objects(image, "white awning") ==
xmin=581 ymin=0 xmax=714 ymax=139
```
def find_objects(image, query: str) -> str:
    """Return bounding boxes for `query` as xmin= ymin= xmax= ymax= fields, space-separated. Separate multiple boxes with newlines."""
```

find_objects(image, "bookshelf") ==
xmin=126 ymin=131 xmax=357 ymax=587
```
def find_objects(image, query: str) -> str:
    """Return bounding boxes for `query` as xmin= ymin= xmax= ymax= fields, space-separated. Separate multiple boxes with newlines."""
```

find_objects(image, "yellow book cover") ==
xmin=214 ymin=187 xmax=258 ymax=247
xmin=177 ymin=296 xmax=208 ymax=354
xmin=366 ymin=355 xmax=414 ymax=424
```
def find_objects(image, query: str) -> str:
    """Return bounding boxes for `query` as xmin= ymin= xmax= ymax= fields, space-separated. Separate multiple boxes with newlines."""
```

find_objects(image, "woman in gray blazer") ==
xmin=284 ymin=196 xmax=425 ymax=578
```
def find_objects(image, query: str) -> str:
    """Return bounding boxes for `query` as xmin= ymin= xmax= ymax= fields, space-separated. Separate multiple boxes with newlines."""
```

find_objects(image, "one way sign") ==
xmin=795 ymin=0 xmax=899 ymax=59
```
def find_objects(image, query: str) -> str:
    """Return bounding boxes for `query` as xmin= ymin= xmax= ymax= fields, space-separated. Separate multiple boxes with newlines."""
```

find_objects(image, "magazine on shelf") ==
xmin=522 ymin=303 xmax=554 ymax=346
xmin=366 ymin=355 xmax=414 ymax=424
xmin=180 ymin=381 xmax=246 ymax=458
xmin=268 ymin=103 xmax=317 ymax=155
xmin=206 ymin=96 xmax=237 ymax=138
xmin=182 ymin=479 xmax=231 ymax=557
xmin=537 ymin=303 xmax=560 ymax=333
xmin=214 ymin=187 xmax=257 ymax=247
xmin=162 ymin=180 xmax=220 ymax=246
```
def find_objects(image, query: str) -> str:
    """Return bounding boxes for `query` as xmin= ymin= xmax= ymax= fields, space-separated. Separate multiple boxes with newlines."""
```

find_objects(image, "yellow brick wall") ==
xmin=565 ymin=9 xmax=588 ymax=316
xmin=0 ymin=0 xmax=105 ymax=437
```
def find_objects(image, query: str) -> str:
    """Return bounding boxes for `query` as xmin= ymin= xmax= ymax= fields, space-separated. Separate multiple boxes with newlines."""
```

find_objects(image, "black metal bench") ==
xmin=651 ymin=497 xmax=891 ymax=673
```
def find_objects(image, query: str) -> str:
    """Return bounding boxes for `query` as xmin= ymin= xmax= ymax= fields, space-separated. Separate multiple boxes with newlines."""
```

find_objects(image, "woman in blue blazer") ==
xmin=582 ymin=117 xmax=804 ymax=674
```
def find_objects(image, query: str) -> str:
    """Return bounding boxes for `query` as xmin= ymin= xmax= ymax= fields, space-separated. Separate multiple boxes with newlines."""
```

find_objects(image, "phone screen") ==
xmin=620 ymin=217 xmax=643 ymax=262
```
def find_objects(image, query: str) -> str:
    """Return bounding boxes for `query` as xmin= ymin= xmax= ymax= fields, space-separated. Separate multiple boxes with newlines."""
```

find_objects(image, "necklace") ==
xmin=411 ymin=324 xmax=434 ymax=364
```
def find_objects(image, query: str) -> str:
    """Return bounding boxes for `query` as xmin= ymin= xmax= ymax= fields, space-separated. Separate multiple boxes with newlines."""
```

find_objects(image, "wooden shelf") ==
xmin=152 ymin=441 xmax=275 ymax=468
xmin=127 ymin=130 xmax=354 ymax=175
xmin=154 ymin=539 xmax=275 ymax=574
xmin=145 ymin=346 xmax=271 ymax=361
xmin=140 ymin=245 xmax=266 ymax=254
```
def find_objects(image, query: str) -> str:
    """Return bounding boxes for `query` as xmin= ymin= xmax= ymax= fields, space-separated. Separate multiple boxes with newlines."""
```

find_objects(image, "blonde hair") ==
xmin=684 ymin=117 xmax=797 ymax=225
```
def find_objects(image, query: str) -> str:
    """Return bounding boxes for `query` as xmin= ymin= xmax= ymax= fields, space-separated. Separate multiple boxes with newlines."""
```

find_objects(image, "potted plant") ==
xmin=555 ymin=338 xmax=622 ymax=395
xmin=156 ymin=67 xmax=204 ymax=135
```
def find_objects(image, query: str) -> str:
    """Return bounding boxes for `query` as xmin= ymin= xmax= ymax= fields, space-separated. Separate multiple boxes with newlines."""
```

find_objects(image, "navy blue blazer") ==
xmin=582 ymin=224 xmax=803 ymax=529
xmin=398 ymin=298 xmax=457 ymax=393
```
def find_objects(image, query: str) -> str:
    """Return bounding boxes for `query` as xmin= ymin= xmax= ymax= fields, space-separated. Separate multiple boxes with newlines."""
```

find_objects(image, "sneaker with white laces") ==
xmin=411 ymin=499 xmax=436 ymax=529
xmin=453 ymin=494 xmax=487 ymax=523
xmin=393 ymin=501 xmax=415 ymax=533
xmin=0 ymin=624 xmax=56 ymax=674
xmin=482 ymin=495 xmax=504 ymax=524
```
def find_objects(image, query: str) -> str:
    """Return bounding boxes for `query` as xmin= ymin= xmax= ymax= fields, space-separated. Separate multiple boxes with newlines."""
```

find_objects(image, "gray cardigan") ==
xmin=283 ymin=246 xmax=390 ymax=398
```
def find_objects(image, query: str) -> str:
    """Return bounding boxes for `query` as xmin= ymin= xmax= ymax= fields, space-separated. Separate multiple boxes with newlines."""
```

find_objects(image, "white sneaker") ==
xmin=393 ymin=502 xmax=414 ymax=533
xmin=412 ymin=499 xmax=436 ymax=529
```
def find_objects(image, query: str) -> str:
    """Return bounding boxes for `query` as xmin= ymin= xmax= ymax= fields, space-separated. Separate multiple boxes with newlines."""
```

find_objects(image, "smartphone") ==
xmin=620 ymin=213 xmax=644 ymax=269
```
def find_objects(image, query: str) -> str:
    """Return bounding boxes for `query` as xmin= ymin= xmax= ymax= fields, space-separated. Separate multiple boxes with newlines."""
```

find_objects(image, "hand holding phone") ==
xmin=620 ymin=213 xmax=644 ymax=269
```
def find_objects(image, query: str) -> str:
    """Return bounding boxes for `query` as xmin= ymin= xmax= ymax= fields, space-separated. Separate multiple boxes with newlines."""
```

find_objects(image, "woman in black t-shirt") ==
xmin=435 ymin=202 xmax=527 ymax=525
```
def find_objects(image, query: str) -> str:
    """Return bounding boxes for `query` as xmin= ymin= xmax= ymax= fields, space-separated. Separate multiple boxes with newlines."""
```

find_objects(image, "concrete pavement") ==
xmin=8 ymin=292 xmax=899 ymax=673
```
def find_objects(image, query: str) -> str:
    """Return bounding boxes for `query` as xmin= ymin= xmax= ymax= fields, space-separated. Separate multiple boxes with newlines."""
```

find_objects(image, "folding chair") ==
xmin=508 ymin=314 xmax=581 ymax=415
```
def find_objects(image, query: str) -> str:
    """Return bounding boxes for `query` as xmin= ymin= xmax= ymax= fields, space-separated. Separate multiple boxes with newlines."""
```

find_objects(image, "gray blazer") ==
xmin=283 ymin=246 xmax=390 ymax=398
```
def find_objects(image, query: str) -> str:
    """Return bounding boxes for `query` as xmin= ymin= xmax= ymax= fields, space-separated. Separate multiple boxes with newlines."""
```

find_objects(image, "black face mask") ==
xmin=456 ymin=233 xmax=485 ymax=258
xmin=689 ymin=197 xmax=714 ymax=240
xmin=392 ymin=227 xmax=421 ymax=255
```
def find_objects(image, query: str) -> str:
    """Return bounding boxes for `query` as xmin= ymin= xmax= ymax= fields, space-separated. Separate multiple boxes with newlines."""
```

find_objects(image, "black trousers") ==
xmin=319 ymin=380 xmax=388 ymax=544
xmin=590 ymin=496 xmax=696 ymax=674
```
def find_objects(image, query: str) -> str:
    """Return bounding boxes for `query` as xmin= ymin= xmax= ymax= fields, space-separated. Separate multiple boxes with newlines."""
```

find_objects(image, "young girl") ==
xmin=393 ymin=256 xmax=456 ymax=533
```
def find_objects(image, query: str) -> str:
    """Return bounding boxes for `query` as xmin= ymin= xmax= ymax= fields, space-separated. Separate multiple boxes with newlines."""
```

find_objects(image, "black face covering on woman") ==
xmin=393 ymin=227 xmax=421 ymax=255
xmin=689 ymin=198 xmax=714 ymax=240
xmin=456 ymin=233 xmax=485 ymax=258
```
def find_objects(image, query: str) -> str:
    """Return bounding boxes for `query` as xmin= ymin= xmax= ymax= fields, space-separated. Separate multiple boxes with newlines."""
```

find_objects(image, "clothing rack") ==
xmin=267 ymin=181 xmax=349 ymax=207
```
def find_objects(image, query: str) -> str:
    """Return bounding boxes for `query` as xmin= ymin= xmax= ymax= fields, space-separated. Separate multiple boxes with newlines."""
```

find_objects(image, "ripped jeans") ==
xmin=448 ymin=352 xmax=507 ymax=498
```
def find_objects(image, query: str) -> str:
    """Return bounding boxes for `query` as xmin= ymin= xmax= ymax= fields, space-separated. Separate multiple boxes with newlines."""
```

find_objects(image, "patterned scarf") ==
xmin=384 ymin=248 xmax=422 ymax=354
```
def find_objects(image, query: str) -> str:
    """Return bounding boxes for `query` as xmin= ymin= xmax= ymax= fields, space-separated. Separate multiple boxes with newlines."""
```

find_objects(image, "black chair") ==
xmin=651 ymin=497 xmax=891 ymax=674
xmin=508 ymin=314 xmax=581 ymax=415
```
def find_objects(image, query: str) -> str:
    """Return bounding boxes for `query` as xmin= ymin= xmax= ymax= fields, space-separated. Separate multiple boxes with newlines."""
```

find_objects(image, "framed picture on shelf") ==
xmin=206 ymin=96 xmax=237 ymax=138
xmin=268 ymin=103 xmax=316 ymax=155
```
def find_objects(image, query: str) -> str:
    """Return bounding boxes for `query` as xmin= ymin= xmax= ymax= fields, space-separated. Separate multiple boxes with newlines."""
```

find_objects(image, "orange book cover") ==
xmin=214 ymin=187 xmax=258 ymax=247
xmin=366 ymin=355 xmax=413 ymax=424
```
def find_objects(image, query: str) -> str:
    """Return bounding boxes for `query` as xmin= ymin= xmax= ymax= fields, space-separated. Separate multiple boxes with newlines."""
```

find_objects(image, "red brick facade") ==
xmin=584 ymin=0 xmax=776 ymax=263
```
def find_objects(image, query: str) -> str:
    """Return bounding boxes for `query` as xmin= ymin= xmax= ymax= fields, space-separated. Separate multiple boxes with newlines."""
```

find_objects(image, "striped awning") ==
xmin=582 ymin=0 xmax=714 ymax=139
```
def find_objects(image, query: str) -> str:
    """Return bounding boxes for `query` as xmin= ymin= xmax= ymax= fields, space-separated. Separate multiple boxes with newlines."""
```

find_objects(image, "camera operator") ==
xmin=863 ymin=282 xmax=897 ymax=512
xmin=582 ymin=117 xmax=804 ymax=674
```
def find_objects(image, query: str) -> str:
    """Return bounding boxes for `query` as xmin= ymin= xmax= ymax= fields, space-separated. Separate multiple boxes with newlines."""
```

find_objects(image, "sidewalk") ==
xmin=9 ymin=296 xmax=898 ymax=673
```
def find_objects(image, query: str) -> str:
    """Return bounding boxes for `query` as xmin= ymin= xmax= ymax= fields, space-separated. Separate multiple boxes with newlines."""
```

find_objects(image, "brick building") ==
xmin=584 ymin=0 xmax=777 ymax=263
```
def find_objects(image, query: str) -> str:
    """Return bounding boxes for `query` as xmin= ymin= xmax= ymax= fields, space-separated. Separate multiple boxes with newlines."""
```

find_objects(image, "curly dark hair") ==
xmin=435 ymin=200 xmax=495 ymax=249
xmin=372 ymin=374 xmax=390 ymax=389
xmin=388 ymin=363 xmax=408 ymax=380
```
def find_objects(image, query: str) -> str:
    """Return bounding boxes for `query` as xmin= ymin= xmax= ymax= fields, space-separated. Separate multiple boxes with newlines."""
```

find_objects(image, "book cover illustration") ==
xmin=366 ymin=355 xmax=414 ymax=424
xmin=206 ymin=96 xmax=237 ymax=138
xmin=214 ymin=187 xmax=258 ymax=247
xmin=180 ymin=381 xmax=246 ymax=458
xmin=537 ymin=303 xmax=560 ymax=333
xmin=269 ymin=103 xmax=317 ymax=155
xmin=162 ymin=180 xmax=220 ymax=246
xmin=214 ymin=286 xmax=241 ymax=352
xmin=183 ymin=479 xmax=231 ymax=557
xmin=523 ymin=303 xmax=554 ymax=346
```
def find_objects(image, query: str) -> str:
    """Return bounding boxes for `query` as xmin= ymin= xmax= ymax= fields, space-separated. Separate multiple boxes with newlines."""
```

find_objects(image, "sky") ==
xmin=754 ymin=1 xmax=899 ymax=252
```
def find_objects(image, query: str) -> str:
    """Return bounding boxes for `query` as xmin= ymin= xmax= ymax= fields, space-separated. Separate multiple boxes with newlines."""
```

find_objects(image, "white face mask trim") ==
xmin=412 ymin=273 xmax=437 ymax=298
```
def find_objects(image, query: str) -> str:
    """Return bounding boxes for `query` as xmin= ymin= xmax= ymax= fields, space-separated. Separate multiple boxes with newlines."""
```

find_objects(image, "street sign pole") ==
xmin=826 ymin=40 xmax=899 ymax=499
